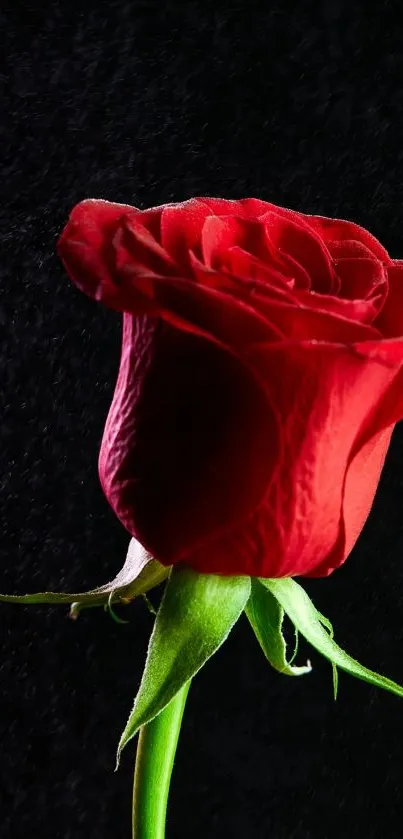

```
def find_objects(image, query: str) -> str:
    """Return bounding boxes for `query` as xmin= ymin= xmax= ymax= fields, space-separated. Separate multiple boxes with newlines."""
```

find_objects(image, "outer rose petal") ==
xmin=306 ymin=426 xmax=393 ymax=577
xmin=343 ymin=427 xmax=394 ymax=556
xmin=179 ymin=341 xmax=403 ymax=577
xmin=99 ymin=314 xmax=280 ymax=565
xmin=307 ymin=338 xmax=403 ymax=575
xmin=57 ymin=199 xmax=136 ymax=304
xmin=304 ymin=214 xmax=391 ymax=263
xmin=326 ymin=239 xmax=379 ymax=259
xmin=198 ymin=197 xmax=273 ymax=218
xmin=374 ymin=262 xmax=403 ymax=337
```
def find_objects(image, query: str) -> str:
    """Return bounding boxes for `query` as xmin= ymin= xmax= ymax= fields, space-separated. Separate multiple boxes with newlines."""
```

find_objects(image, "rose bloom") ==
xmin=58 ymin=197 xmax=403 ymax=578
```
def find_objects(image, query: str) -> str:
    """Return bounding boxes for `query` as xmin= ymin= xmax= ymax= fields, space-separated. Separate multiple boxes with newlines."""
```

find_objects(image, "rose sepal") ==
xmin=0 ymin=538 xmax=168 ymax=616
xmin=115 ymin=566 xmax=251 ymax=769
xmin=259 ymin=577 xmax=403 ymax=698
xmin=245 ymin=578 xmax=312 ymax=676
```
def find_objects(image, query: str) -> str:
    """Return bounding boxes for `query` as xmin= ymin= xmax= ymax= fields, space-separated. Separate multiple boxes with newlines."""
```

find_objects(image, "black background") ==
xmin=2 ymin=2 xmax=403 ymax=837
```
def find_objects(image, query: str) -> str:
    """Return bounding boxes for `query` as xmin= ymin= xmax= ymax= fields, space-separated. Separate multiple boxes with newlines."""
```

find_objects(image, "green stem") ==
xmin=132 ymin=681 xmax=191 ymax=839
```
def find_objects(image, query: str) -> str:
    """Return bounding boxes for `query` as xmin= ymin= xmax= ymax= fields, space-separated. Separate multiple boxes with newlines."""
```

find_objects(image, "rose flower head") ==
xmin=58 ymin=197 xmax=403 ymax=578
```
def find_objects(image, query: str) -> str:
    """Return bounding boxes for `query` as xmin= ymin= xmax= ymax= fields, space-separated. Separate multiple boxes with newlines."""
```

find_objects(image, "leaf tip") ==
xmin=115 ymin=727 xmax=132 ymax=769
xmin=106 ymin=592 xmax=130 ymax=625
xmin=115 ymin=731 xmax=130 ymax=771
xmin=332 ymin=665 xmax=339 ymax=701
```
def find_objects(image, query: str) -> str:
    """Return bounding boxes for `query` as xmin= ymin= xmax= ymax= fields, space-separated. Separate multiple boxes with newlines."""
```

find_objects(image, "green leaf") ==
xmin=103 ymin=592 xmax=131 ymax=625
xmin=314 ymin=610 xmax=338 ymax=700
xmin=0 ymin=538 xmax=169 ymax=615
xmin=260 ymin=577 xmax=403 ymax=699
xmin=301 ymin=603 xmax=337 ymax=698
xmin=288 ymin=626 xmax=300 ymax=665
xmin=116 ymin=567 xmax=251 ymax=768
xmin=245 ymin=579 xmax=311 ymax=676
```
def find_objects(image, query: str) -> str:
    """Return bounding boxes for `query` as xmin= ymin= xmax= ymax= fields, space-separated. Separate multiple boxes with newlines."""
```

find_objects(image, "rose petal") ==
xmin=374 ymin=262 xmax=403 ymax=337
xmin=199 ymin=197 xmax=273 ymax=218
xmin=326 ymin=239 xmax=378 ymax=259
xmin=245 ymin=296 xmax=379 ymax=341
xmin=190 ymin=250 xmax=299 ymax=308
xmin=296 ymin=288 xmax=381 ymax=325
xmin=305 ymin=214 xmax=391 ymax=263
xmin=342 ymin=340 xmax=403 ymax=455
xmin=201 ymin=216 xmax=281 ymax=272
xmin=307 ymin=337 xmax=403 ymax=576
xmin=57 ymin=199 xmax=137 ymax=302
xmin=116 ymin=214 xmax=178 ymax=274
xmin=262 ymin=211 xmax=337 ymax=294
xmin=306 ymin=426 xmax=393 ymax=577
xmin=201 ymin=216 xmax=248 ymax=268
xmin=160 ymin=200 xmax=214 ymax=264
xmin=181 ymin=340 xmax=403 ymax=577
xmin=160 ymin=200 xmax=292 ymax=267
xmin=201 ymin=214 xmax=314 ymax=300
xmin=120 ymin=272 xmax=284 ymax=346
xmin=214 ymin=246 xmax=295 ymax=292
xmin=293 ymin=337 xmax=403 ymax=576
xmin=99 ymin=314 xmax=280 ymax=566
xmin=335 ymin=257 xmax=388 ymax=305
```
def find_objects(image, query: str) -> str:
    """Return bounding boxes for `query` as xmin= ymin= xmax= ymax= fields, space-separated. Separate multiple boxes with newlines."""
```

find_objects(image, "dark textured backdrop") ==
xmin=2 ymin=2 xmax=403 ymax=837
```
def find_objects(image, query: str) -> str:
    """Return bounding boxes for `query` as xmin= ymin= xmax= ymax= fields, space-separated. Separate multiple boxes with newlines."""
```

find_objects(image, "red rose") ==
xmin=58 ymin=197 xmax=403 ymax=578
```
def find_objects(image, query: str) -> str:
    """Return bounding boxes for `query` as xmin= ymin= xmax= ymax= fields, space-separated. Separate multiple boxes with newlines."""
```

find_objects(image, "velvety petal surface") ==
xmin=179 ymin=341 xmax=403 ymax=577
xmin=99 ymin=314 xmax=279 ymax=565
